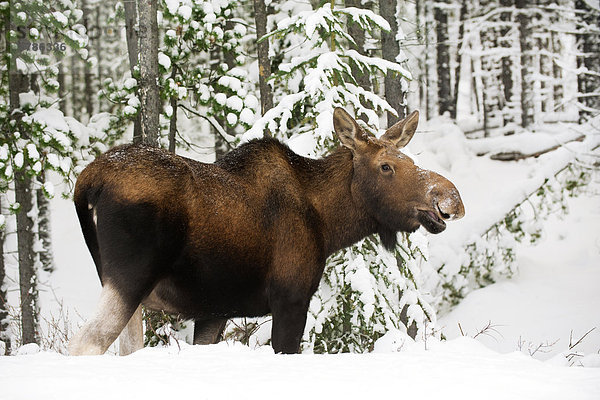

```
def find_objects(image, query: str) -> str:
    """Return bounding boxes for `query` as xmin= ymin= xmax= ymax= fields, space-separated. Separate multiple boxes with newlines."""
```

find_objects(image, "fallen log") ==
xmin=490 ymin=134 xmax=585 ymax=161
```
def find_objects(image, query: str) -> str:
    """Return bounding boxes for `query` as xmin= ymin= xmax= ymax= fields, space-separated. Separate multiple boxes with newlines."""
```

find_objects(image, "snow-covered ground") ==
xmin=2 ymin=336 xmax=599 ymax=400
xmin=440 ymin=171 xmax=600 ymax=364
xmin=2 ymin=120 xmax=600 ymax=399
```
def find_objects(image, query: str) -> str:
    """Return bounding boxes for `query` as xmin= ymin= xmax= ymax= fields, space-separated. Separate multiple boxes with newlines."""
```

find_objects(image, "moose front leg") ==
xmin=270 ymin=295 xmax=310 ymax=354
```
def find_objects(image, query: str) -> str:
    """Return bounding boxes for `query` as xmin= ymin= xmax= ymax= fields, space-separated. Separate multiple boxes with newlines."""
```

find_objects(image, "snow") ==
xmin=52 ymin=11 xmax=68 ymax=26
xmin=440 ymin=175 xmax=600 ymax=362
xmin=178 ymin=5 xmax=192 ymax=20
xmin=1 ymin=338 xmax=599 ymax=399
xmin=123 ymin=78 xmax=137 ymax=90
xmin=164 ymin=0 xmax=180 ymax=15
xmin=158 ymin=52 xmax=171 ymax=70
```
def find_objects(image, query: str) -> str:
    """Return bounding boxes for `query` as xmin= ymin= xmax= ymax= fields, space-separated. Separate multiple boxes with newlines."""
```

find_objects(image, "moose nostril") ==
xmin=437 ymin=204 xmax=451 ymax=220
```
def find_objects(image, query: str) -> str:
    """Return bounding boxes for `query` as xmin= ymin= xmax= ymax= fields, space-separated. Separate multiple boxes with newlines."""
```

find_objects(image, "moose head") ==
xmin=333 ymin=108 xmax=465 ymax=250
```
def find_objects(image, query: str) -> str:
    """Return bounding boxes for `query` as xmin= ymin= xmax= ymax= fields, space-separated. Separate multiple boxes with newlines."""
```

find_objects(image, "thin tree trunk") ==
xmin=8 ymin=14 xmax=39 ymax=344
xmin=0 ymin=195 xmax=10 ymax=355
xmin=15 ymin=171 xmax=38 ymax=345
xmin=95 ymin=3 xmax=103 ymax=99
xmin=81 ymin=0 xmax=94 ymax=120
xmin=575 ymin=0 xmax=600 ymax=121
xmin=499 ymin=0 xmax=515 ymax=126
xmin=380 ymin=0 xmax=406 ymax=124
xmin=137 ymin=0 xmax=160 ymax=146
xmin=36 ymin=172 xmax=54 ymax=273
xmin=1 ymin=8 xmax=11 ymax=354
xmin=416 ymin=0 xmax=425 ymax=114
xmin=125 ymin=0 xmax=142 ymax=142
xmin=435 ymin=0 xmax=454 ymax=117
xmin=479 ymin=0 xmax=495 ymax=137
xmin=70 ymin=55 xmax=80 ymax=120
xmin=168 ymin=67 xmax=178 ymax=153
xmin=345 ymin=0 xmax=372 ymax=121
xmin=253 ymin=0 xmax=273 ymax=127
xmin=516 ymin=0 xmax=534 ymax=128
xmin=57 ymin=59 xmax=66 ymax=114
xmin=452 ymin=0 xmax=468 ymax=120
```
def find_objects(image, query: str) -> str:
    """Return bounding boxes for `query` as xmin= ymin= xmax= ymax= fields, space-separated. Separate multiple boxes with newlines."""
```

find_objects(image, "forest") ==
xmin=0 ymin=0 xmax=599 ymax=366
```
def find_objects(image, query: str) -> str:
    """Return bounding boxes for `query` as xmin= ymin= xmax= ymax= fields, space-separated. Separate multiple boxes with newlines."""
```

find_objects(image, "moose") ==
xmin=68 ymin=108 xmax=464 ymax=356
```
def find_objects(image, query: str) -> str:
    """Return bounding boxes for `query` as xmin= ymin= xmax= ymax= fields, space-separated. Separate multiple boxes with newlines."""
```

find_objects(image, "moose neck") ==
xmin=306 ymin=148 xmax=378 ymax=257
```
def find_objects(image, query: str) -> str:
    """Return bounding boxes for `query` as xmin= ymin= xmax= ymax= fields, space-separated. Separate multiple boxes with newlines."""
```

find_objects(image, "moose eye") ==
xmin=380 ymin=164 xmax=392 ymax=173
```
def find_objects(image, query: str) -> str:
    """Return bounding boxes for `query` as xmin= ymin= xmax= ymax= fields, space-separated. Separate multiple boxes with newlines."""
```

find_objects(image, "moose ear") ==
xmin=381 ymin=110 xmax=419 ymax=148
xmin=333 ymin=108 xmax=369 ymax=150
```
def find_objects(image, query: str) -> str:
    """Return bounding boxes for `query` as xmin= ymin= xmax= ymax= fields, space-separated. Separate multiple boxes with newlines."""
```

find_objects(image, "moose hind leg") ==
xmin=193 ymin=318 xmax=228 ymax=345
xmin=69 ymin=284 xmax=140 ymax=356
xmin=119 ymin=304 xmax=143 ymax=356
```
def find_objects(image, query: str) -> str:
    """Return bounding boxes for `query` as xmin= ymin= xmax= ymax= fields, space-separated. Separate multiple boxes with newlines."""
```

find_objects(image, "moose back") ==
xmin=68 ymin=108 xmax=464 ymax=355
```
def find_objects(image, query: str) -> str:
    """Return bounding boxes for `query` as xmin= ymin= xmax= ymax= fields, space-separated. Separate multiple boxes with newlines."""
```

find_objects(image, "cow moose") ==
xmin=68 ymin=108 xmax=464 ymax=356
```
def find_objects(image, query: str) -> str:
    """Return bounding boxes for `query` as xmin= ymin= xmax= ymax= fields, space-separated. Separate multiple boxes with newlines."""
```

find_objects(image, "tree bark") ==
xmin=15 ymin=171 xmax=39 ymax=345
xmin=345 ymin=0 xmax=372 ymax=122
xmin=499 ymin=0 xmax=515 ymax=126
xmin=70 ymin=55 xmax=80 ymax=120
xmin=516 ymin=0 xmax=534 ymax=128
xmin=435 ymin=0 xmax=454 ymax=117
xmin=8 ymin=18 xmax=40 ymax=344
xmin=168 ymin=67 xmax=177 ymax=153
xmin=0 ymin=195 xmax=10 ymax=355
xmin=575 ymin=0 xmax=600 ymax=121
xmin=452 ymin=0 xmax=468 ymax=120
xmin=125 ymin=0 xmax=143 ymax=142
xmin=57 ymin=59 xmax=66 ymax=114
xmin=81 ymin=0 xmax=94 ymax=120
xmin=380 ymin=0 xmax=406 ymax=125
xmin=253 ymin=0 xmax=273 ymax=126
xmin=137 ymin=0 xmax=160 ymax=146
xmin=36 ymin=173 xmax=54 ymax=273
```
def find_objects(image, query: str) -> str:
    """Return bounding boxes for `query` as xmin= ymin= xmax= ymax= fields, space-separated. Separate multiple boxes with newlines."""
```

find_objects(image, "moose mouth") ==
xmin=417 ymin=208 xmax=447 ymax=234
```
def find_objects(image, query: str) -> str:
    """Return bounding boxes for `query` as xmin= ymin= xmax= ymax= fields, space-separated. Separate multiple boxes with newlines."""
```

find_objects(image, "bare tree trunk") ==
xmin=81 ymin=0 xmax=94 ymax=120
xmin=9 ymin=22 xmax=40 ymax=344
xmin=516 ymin=0 xmax=534 ymax=128
xmin=125 ymin=0 xmax=143 ymax=142
xmin=575 ymin=0 xmax=600 ymax=121
xmin=345 ymin=0 xmax=372 ymax=121
xmin=452 ymin=0 xmax=468 ymax=120
xmin=57 ymin=59 xmax=66 ymax=114
xmin=499 ymin=0 xmax=515 ymax=126
xmin=36 ymin=172 xmax=54 ymax=273
xmin=380 ymin=0 xmax=406 ymax=125
xmin=70 ymin=55 xmax=80 ymax=120
xmin=0 ymin=195 xmax=10 ymax=355
xmin=137 ymin=0 xmax=160 ymax=146
xmin=435 ymin=0 xmax=454 ymax=117
xmin=95 ymin=4 xmax=104 ymax=94
xmin=15 ymin=171 xmax=39 ymax=345
xmin=168 ymin=67 xmax=178 ymax=153
xmin=479 ymin=0 xmax=496 ymax=137
xmin=253 ymin=0 xmax=273 ymax=126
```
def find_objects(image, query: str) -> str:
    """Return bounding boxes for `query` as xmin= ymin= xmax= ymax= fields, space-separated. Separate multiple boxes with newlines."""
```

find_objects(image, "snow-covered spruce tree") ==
xmin=0 ymin=0 xmax=121 ymax=348
xmin=103 ymin=0 xmax=259 ymax=152
xmin=239 ymin=1 xmax=436 ymax=353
